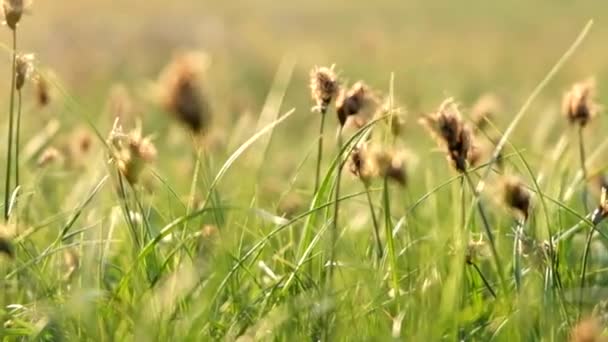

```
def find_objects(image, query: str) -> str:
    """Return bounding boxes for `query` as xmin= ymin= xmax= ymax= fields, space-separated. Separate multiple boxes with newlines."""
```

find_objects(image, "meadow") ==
xmin=1 ymin=0 xmax=608 ymax=340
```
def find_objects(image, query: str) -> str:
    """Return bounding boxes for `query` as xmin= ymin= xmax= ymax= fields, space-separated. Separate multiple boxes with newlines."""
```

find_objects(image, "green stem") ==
xmin=15 ymin=89 xmax=22 ymax=189
xmin=578 ymin=126 xmax=589 ymax=213
xmin=513 ymin=220 xmax=524 ymax=292
xmin=383 ymin=176 xmax=400 ymax=310
xmin=327 ymin=127 xmax=343 ymax=289
xmin=578 ymin=210 xmax=604 ymax=316
xmin=463 ymin=171 xmax=507 ymax=296
xmin=471 ymin=262 xmax=497 ymax=298
xmin=314 ymin=113 xmax=327 ymax=195
xmin=4 ymin=28 xmax=17 ymax=221
xmin=364 ymin=185 xmax=383 ymax=260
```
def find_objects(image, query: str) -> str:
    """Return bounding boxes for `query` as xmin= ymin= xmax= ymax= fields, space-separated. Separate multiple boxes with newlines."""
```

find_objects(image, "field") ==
xmin=1 ymin=0 xmax=608 ymax=340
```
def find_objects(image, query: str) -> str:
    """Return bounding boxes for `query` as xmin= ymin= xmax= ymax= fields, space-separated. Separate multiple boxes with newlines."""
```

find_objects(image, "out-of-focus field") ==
xmin=1 ymin=0 xmax=608 ymax=340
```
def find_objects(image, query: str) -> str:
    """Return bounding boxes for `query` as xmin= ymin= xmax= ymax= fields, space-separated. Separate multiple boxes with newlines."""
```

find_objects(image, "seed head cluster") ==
xmin=2 ymin=0 xmax=23 ymax=30
xmin=108 ymin=122 xmax=157 ymax=185
xmin=348 ymin=143 xmax=407 ymax=186
xmin=309 ymin=66 xmax=339 ymax=115
xmin=419 ymin=98 xmax=474 ymax=172
xmin=502 ymin=177 xmax=531 ymax=221
xmin=562 ymin=79 xmax=599 ymax=127
xmin=336 ymin=81 xmax=378 ymax=128
xmin=158 ymin=52 xmax=211 ymax=134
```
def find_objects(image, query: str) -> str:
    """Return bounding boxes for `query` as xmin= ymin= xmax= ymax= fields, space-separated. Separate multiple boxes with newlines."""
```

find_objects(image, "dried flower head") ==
xmin=348 ymin=143 xmax=379 ymax=185
xmin=374 ymin=148 xmax=407 ymax=186
xmin=15 ymin=53 xmax=34 ymax=90
xmin=570 ymin=317 xmax=607 ymax=342
xmin=471 ymin=93 xmax=501 ymax=130
xmin=419 ymin=98 xmax=474 ymax=172
xmin=157 ymin=51 xmax=211 ymax=134
xmin=502 ymin=177 xmax=531 ymax=221
xmin=108 ymin=121 xmax=157 ymax=185
xmin=34 ymin=75 xmax=50 ymax=107
xmin=37 ymin=146 xmax=62 ymax=168
xmin=0 ymin=236 xmax=14 ymax=258
xmin=2 ymin=0 xmax=24 ymax=30
xmin=466 ymin=239 xmax=487 ymax=265
xmin=563 ymin=79 xmax=600 ymax=127
xmin=336 ymin=81 xmax=378 ymax=128
xmin=310 ymin=66 xmax=339 ymax=114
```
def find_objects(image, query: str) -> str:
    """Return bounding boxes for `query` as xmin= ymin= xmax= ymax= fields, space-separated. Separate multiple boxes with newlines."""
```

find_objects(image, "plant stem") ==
xmin=578 ymin=126 xmax=589 ymax=213
xmin=4 ymin=28 xmax=17 ymax=221
xmin=513 ymin=219 xmax=524 ymax=292
xmin=364 ymin=185 xmax=383 ymax=260
xmin=314 ymin=113 xmax=327 ymax=195
xmin=578 ymin=210 xmax=604 ymax=316
xmin=15 ymin=89 xmax=22 ymax=189
xmin=471 ymin=262 xmax=497 ymax=298
xmin=383 ymin=176 xmax=401 ymax=310
xmin=463 ymin=171 xmax=507 ymax=296
xmin=328 ymin=127 xmax=343 ymax=289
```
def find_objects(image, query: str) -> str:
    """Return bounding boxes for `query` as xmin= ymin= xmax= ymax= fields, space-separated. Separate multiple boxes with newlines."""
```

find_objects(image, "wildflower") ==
xmin=502 ymin=176 xmax=531 ymax=221
xmin=336 ymin=81 xmax=378 ymax=128
xmin=563 ymin=79 xmax=600 ymax=127
xmin=2 ymin=0 xmax=24 ymax=30
xmin=348 ymin=143 xmax=378 ymax=185
xmin=157 ymin=51 xmax=211 ymax=134
xmin=419 ymin=98 xmax=474 ymax=172
xmin=570 ymin=317 xmax=607 ymax=342
xmin=15 ymin=53 xmax=34 ymax=90
xmin=471 ymin=93 xmax=501 ymax=130
xmin=309 ymin=66 xmax=339 ymax=114
xmin=348 ymin=144 xmax=407 ymax=186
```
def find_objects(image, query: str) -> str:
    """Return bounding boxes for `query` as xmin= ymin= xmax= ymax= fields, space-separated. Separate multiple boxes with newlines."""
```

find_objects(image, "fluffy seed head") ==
xmin=348 ymin=144 xmax=407 ymax=186
xmin=466 ymin=239 xmax=487 ymax=265
xmin=336 ymin=81 xmax=378 ymax=128
xmin=471 ymin=93 xmax=501 ymax=130
xmin=158 ymin=51 xmax=211 ymax=134
xmin=2 ymin=0 xmax=23 ymax=30
xmin=419 ymin=98 xmax=474 ymax=172
xmin=34 ymin=75 xmax=50 ymax=107
xmin=348 ymin=143 xmax=378 ymax=185
xmin=108 ymin=122 xmax=157 ymax=185
xmin=502 ymin=177 xmax=531 ymax=221
xmin=15 ymin=53 xmax=34 ymax=90
xmin=309 ymin=66 xmax=339 ymax=114
xmin=563 ymin=79 xmax=599 ymax=127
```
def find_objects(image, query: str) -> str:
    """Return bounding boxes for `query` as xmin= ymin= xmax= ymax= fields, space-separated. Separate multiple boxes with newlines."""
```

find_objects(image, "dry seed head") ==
xmin=36 ymin=146 xmax=62 ymax=168
xmin=502 ymin=176 xmax=531 ymax=221
xmin=374 ymin=148 xmax=407 ymax=186
xmin=34 ymin=75 xmax=50 ymax=107
xmin=15 ymin=53 xmax=34 ymax=90
xmin=2 ymin=0 xmax=23 ymax=30
xmin=419 ymin=98 xmax=474 ymax=172
xmin=108 ymin=122 xmax=157 ymax=185
xmin=347 ymin=143 xmax=379 ymax=185
xmin=471 ymin=93 xmax=501 ymax=130
xmin=466 ymin=239 xmax=487 ymax=265
xmin=336 ymin=81 xmax=378 ymax=128
xmin=158 ymin=51 xmax=211 ymax=134
xmin=309 ymin=66 xmax=339 ymax=114
xmin=563 ymin=78 xmax=599 ymax=127
xmin=570 ymin=317 xmax=607 ymax=342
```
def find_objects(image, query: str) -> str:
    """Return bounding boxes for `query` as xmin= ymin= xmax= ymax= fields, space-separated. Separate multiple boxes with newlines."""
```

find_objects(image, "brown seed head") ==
xmin=348 ymin=143 xmax=378 ymax=185
xmin=570 ymin=317 xmax=607 ymax=342
xmin=374 ymin=149 xmax=407 ymax=186
xmin=466 ymin=239 xmax=487 ymax=265
xmin=34 ymin=75 xmax=50 ymax=107
xmin=502 ymin=177 xmax=531 ymax=221
xmin=471 ymin=93 xmax=501 ymax=130
xmin=336 ymin=81 xmax=378 ymax=128
xmin=419 ymin=98 xmax=474 ymax=172
xmin=158 ymin=52 xmax=211 ymax=134
xmin=109 ymin=123 xmax=157 ymax=185
xmin=563 ymin=79 xmax=599 ymax=127
xmin=15 ymin=53 xmax=34 ymax=90
xmin=2 ymin=0 xmax=23 ymax=30
xmin=309 ymin=66 xmax=339 ymax=115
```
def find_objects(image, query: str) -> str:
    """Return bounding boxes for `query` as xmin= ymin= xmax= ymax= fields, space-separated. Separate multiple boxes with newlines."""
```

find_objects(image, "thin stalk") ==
xmin=463 ymin=171 xmax=507 ymax=295
xmin=513 ymin=219 xmax=524 ymax=292
xmin=383 ymin=176 xmax=401 ymax=310
xmin=364 ymin=185 xmax=383 ymax=260
xmin=15 ymin=89 xmax=22 ymax=188
xmin=578 ymin=210 xmax=604 ymax=315
xmin=327 ymin=127 xmax=343 ymax=289
xmin=578 ymin=126 xmax=589 ymax=213
xmin=314 ymin=113 xmax=327 ymax=194
xmin=471 ymin=262 xmax=497 ymax=298
xmin=4 ymin=28 xmax=17 ymax=221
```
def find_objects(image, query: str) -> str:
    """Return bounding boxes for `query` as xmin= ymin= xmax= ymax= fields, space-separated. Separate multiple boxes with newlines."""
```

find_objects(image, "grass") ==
xmin=1 ymin=2 xmax=608 ymax=341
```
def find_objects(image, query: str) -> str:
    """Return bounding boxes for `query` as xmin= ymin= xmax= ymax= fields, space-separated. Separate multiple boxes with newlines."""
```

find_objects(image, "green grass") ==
xmin=1 ymin=2 xmax=608 ymax=341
